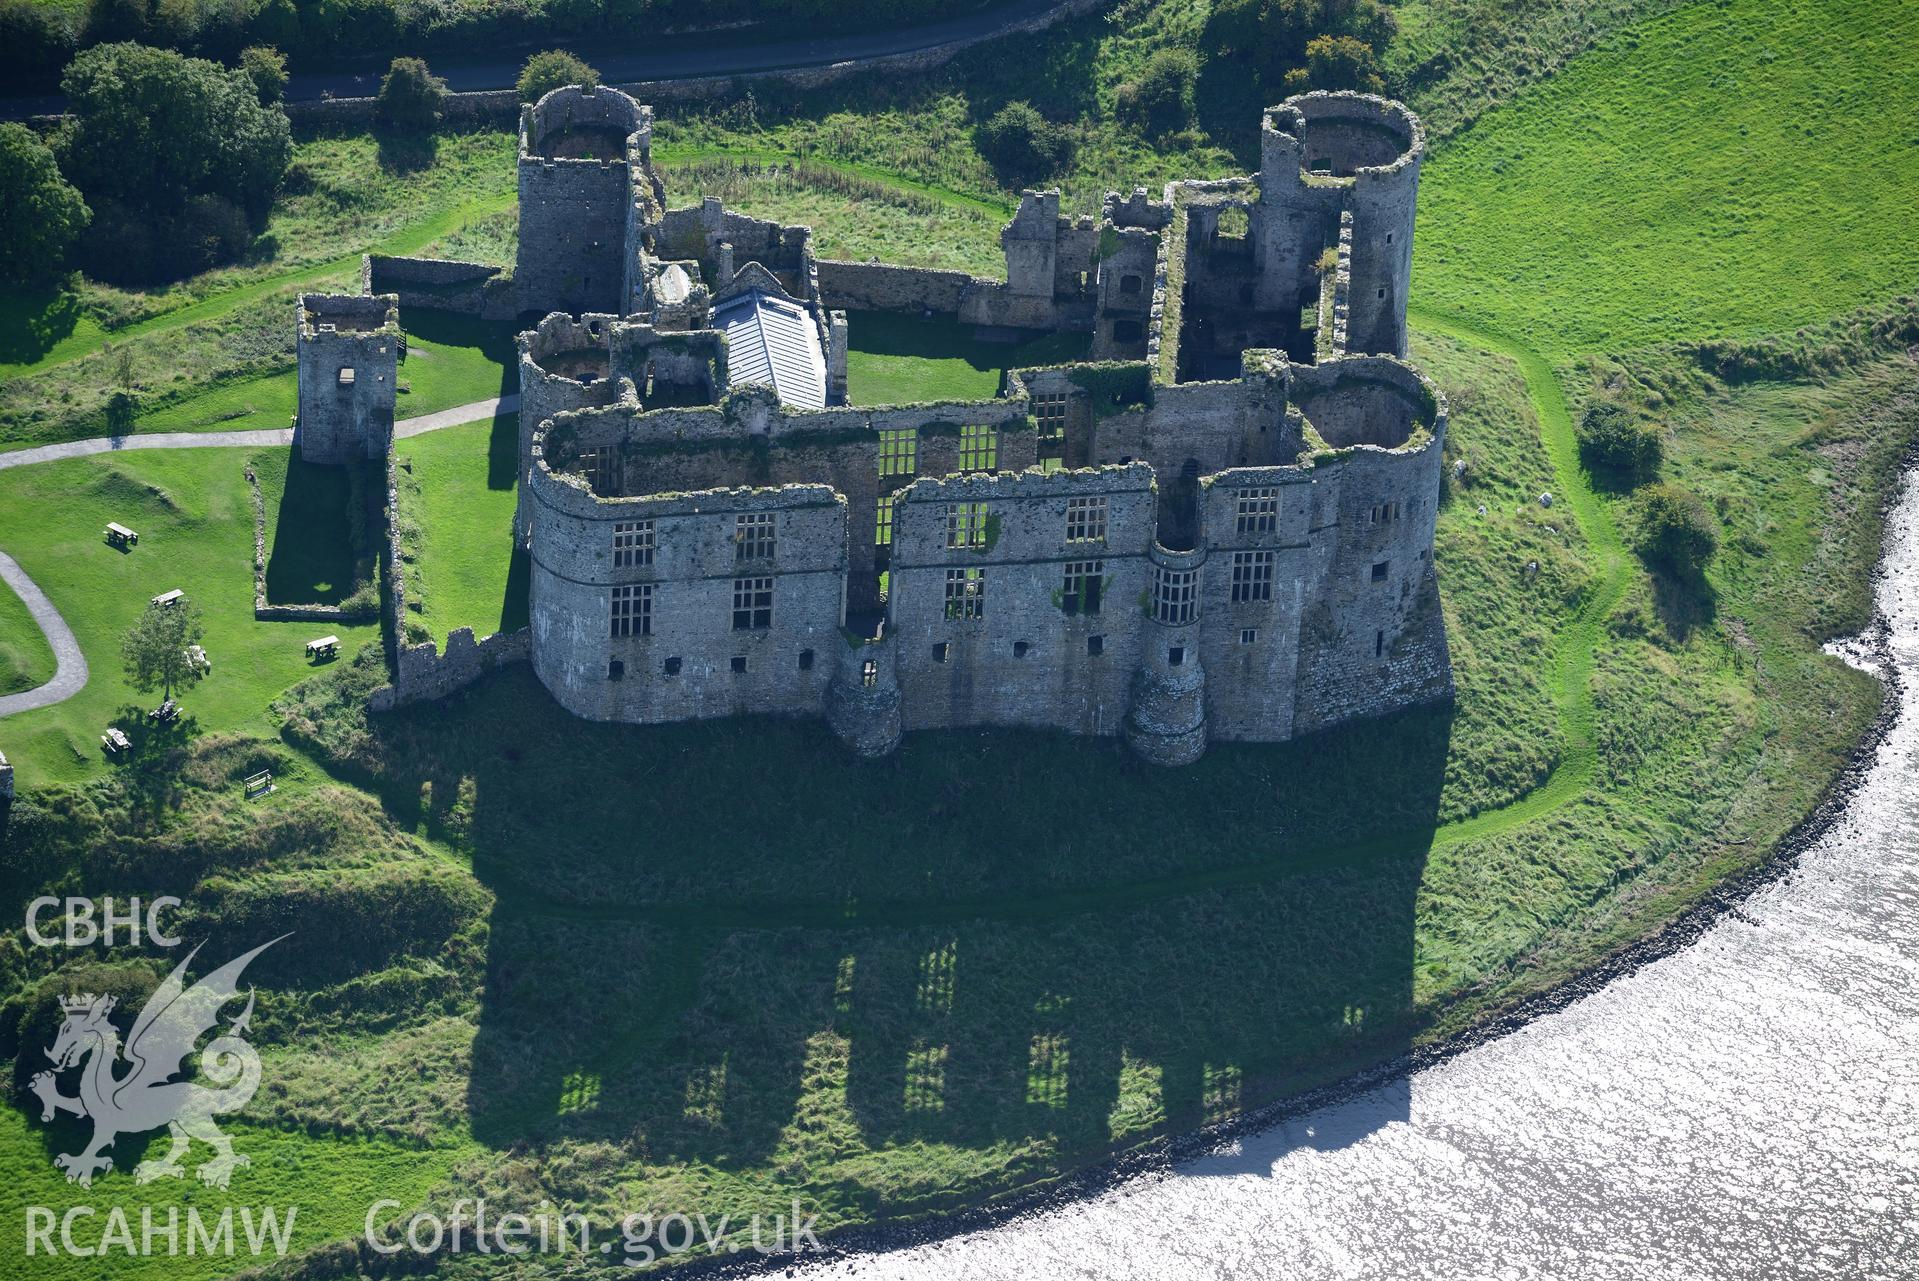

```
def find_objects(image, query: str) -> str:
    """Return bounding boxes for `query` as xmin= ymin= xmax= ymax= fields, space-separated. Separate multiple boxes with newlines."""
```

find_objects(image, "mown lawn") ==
xmin=846 ymin=311 xmax=1089 ymax=405
xmin=0 ymin=447 xmax=382 ymax=789
xmin=396 ymin=416 xmax=527 ymax=647
xmin=0 ymin=573 xmax=56 ymax=697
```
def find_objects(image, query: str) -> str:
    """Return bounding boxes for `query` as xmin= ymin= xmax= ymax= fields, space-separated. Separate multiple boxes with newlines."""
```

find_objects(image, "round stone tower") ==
xmin=515 ymin=312 xmax=629 ymax=546
xmin=1256 ymin=92 xmax=1423 ymax=358
xmin=516 ymin=85 xmax=650 ymax=317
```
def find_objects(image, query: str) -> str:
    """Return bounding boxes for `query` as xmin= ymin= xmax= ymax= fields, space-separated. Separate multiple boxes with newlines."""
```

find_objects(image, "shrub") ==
xmin=1287 ymin=33 xmax=1385 ymax=94
xmin=1576 ymin=401 xmax=1663 ymax=476
xmin=1630 ymin=483 xmax=1718 ymax=576
xmin=377 ymin=55 xmax=446 ymax=132
xmin=517 ymin=48 xmax=598 ymax=103
xmin=0 ymin=124 xmax=90 ymax=286
xmin=1205 ymin=0 xmax=1395 ymax=101
xmin=975 ymin=100 xmax=1074 ymax=185
xmin=240 ymin=44 xmax=288 ymax=104
xmin=1115 ymin=47 xmax=1198 ymax=137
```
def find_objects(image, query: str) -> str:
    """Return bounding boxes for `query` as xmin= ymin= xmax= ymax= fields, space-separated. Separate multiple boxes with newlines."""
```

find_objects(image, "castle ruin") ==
xmin=307 ymin=85 xmax=1455 ymax=765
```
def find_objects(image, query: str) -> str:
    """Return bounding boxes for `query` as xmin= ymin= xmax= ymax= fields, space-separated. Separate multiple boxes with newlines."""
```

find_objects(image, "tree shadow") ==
xmin=264 ymin=457 xmax=357 ymax=606
xmin=326 ymin=668 xmax=1447 ymax=1206
xmin=1650 ymin=566 xmax=1718 ymax=643
xmin=375 ymin=127 xmax=439 ymax=175
xmin=0 ymin=286 xmax=85 ymax=366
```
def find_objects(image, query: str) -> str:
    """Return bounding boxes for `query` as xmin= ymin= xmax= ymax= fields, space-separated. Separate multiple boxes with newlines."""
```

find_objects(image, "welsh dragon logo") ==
xmin=29 ymin=936 xmax=285 ymax=1189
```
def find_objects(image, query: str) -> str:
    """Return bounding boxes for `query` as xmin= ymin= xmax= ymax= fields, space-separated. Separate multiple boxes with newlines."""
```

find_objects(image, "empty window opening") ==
xmin=1087 ymin=635 xmax=1105 ymax=657
xmin=1062 ymin=560 xmax=1105 ymax=615
xmin=1371 ymin=560 xmax=1390 ymax=582
xmin=944 ymin=568 xmax=986 ymax=620
xmin=1033 ymin=392 xmax=1069 ymax=451
xmin=1377 ymin=288 xmax=1386 ymax=300
xmin=1154 ymin=567 xmax=1199 ymax=625
xmin=1168 ymin=646 xmax=1186 ymax=666
xmin=1217 ymin=206 xmax=1249 ymax=239
xmin=1231 ymin=550 xmax=1275 ymax=603
xmin=1375 ymin=629 xmax=1385 ymax=658
xmin=613 ymin=519 xmax=654 ymax=568
xmin=861 ymin=658 xmax=878 ymax=687
xmin=1066 ymin=496 xmax=1107 ymax=544
xmin=610 ymin=583 xmax=652 ymax=638
xmin=1235 ymin=487 xmax=1279 ymax=534
xmin=1386 ymin=232 xmax=1394 ymax=245
xmin=1240 ymin=628 xmax=1257 ymax=645
xmin=958 ymin=424 xmax=999 ymax=472
xmin=732 ymin=576 xmax=774 ymax=630
xmin=730 ymin=655 xmax=747 ymax=674
xmin=799 ymin=648 xmax=815 ymax=671
xmin=1369 ymin=501 xmax=1401 ymax=525
xmin=581 ymin=446 xmax=619 ymax=494
xmin=933 ymin=641 xmax=950 ymax=663
xmin=664 ymin=656 xmax=682 ymax=675
xmin=945 ymin=501 xmax=991 ymax=551
xmin=1113 ymin=319 xmax=1144 ymax=343
xmin=1119 ymin=274 xmax=1143 ymax=295
xmin=735 ymin=512 xmax=777 ymax=561
xmin=878 ymin=428 xmax=918 ymax=478
xmin=1013 ymin=640 xmax=1031 ymax=658
xmin=607 ymin=658 xmax=624 ymax=680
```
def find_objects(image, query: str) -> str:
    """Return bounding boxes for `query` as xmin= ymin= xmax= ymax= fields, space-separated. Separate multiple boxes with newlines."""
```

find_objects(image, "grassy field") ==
xmin=0 ymin=575 xmax=56 ymax=697
xmin=0 ymin=131 xmax=518 ymax=451
xmin=1413 ymin=0 xmax=1919 ymax=358
xmin=0 ymin=447 xmax=382 ymax=789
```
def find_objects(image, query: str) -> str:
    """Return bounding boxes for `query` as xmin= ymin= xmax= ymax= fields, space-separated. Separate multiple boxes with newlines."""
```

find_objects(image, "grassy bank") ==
xmin=0 ymin=575 xmax=57 ymax=697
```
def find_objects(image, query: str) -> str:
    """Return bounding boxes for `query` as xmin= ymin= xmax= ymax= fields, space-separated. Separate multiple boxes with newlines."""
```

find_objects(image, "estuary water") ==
xmin=791 ymin=480 xmax=1919 ymax=1279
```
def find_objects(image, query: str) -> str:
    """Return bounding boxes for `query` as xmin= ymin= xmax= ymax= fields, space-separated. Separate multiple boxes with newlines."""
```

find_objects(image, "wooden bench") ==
xmin=151 ymin=588 xmax=184 ymax=608
xmin=149 ymin=699 xmax=178 ymax=724
xmin=101 ymin=727 xmax=131 ymax=754
xmin=306 ymin=635 xmax=341 ymax=661
xmin=105 ymin=522 xmax=138 ymax=548
xmin=243 ymin=769 xmax=275 ymax=800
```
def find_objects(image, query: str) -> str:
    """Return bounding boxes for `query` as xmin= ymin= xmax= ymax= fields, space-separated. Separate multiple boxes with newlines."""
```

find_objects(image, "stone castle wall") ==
xmin=295 ymin=292 xmax=400 ymax=465
xmin=369 ymin=626 xmax=533 ymax=712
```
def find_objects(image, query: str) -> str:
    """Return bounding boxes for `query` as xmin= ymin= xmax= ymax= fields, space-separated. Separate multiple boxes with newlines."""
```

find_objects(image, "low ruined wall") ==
xmin=369 ymin=626 xmax=531 ymax=711
xmin=367 ymin=254 xmax=518 ymax=320
xmin=285 ymin=0 xmax=1110 ymax=131
xmin=817 ymin=260 xmax=977 ymax=315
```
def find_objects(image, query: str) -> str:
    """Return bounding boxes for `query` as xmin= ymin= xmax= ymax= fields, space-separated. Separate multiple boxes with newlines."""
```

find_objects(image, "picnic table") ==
xmin=151 ymin=588 xmax=183 ymax=608
xmin=101 ymin=727 xmax=131 ymax=754
xmin=149 ymin=699 xmax=178 ymax=724
xmin=306 ymin=635 xmax=341 ymax=660
xmin=105 ymin=522 xmax=139 ymax=547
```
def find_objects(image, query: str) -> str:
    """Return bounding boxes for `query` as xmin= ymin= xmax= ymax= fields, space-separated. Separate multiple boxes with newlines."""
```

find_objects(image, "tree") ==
xmin=975 ymin=101 xmax=1074 ymax=185
xmin=58 ymin=42 xmax=290 ymax=254
xmin=1115 ymin=47 xmax=1198 ymax=137
xmin=0 ymin=0 xmax=77 ymax=95
xmin=1576 ymin=400 xmax=1663 ymax=477
xmin=122 ymin=598 xmax=207 ymax=704
xmin=239 ymin=44 xmax=288 ymax=104
xmin=1204 ymin=0 xmax=1394 ymax=101
xmin=1630 ymin=483 xmax=1718 ymax=577
xmin=378 ymin=56 xmax=446 ymax=132
xmin=0 ymin=124 xmax=90 ymax=286
xmin=518 ymin=49 xmax=598 ymax=104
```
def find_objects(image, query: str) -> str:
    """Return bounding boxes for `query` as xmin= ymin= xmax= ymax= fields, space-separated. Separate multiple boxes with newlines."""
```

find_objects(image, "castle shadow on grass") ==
xmin=287 ymin=656 xmax=1446 ymax=1206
